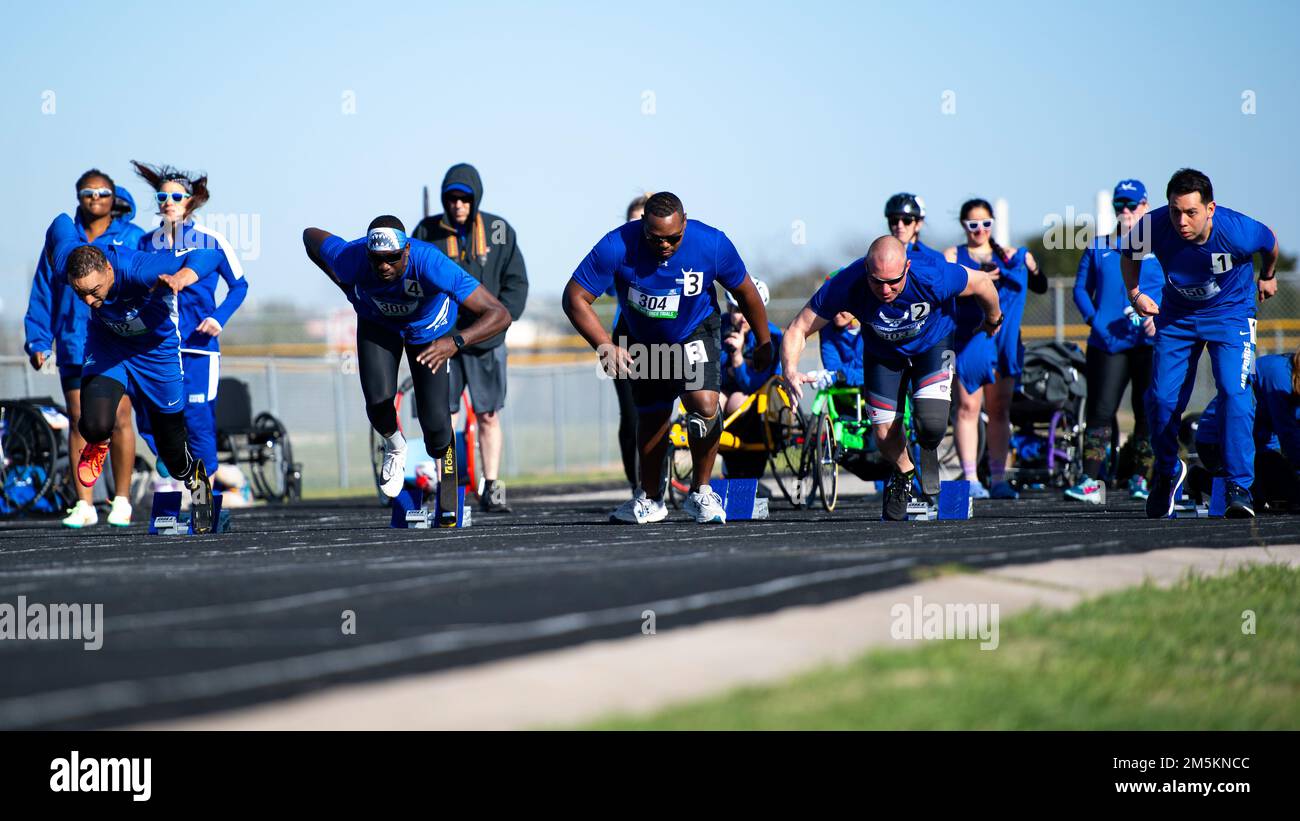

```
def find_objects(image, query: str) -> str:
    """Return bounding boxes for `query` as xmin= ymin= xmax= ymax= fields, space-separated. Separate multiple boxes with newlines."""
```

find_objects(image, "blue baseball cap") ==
xmin=1113 ymin=179 xmax=1146 ymax=203
xmin=443 ymin=182 xmax=473 ymax=196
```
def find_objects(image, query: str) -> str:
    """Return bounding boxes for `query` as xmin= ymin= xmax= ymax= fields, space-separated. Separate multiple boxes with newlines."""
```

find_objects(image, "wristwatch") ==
xmin=1259 ymin=272 xmax=1276 ymax=282
xmin=1128 ymin=291 xmax=1145 ymax=308
xmin=985 ymin=313 xmax=1004 ymax=329
xmin=451 ymin=333 xmax=466 ymax=349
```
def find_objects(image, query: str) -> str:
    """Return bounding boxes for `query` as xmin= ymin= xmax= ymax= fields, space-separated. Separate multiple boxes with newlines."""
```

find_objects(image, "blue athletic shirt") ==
xmin=1074 ymin=234 xmax=1165 ymax=353
xmin=44 ymin=213 xmax=224 ymax=348
xmin=1122 ymin=205 xmax=1274 ymax=318
xmin=809 ymin=253 xmax=969 ymax=360
xmin=320 ymin=235 xmax=481 ymax=345
xmin=907 ymin=239 xmax=946 ymax=264
xmin=570 ymin=219 xmax=747 ymax=344
xmin=140 ymin=220 xmax=249 ymax=353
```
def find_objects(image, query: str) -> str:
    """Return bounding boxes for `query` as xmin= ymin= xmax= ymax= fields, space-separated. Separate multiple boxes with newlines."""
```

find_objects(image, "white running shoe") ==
xmin=683 ymin=487 xmax=727 ymax=524
xmin=379 ymin=437 xmax=408 ymax=498
xmin=107 ymin=496 xmax=133 ymax=526
xmin=610 ymin=492 xmax=669 ymax=525
xmin=61 ymin=500 xmax=98 ymax=529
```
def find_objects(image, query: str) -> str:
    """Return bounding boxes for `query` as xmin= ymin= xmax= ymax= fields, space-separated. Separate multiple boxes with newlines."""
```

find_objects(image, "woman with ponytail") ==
xmin=945 ymin=198 xmax=1046 ymax=499
xmin=134 ymin=161 xmax=248 ymax=490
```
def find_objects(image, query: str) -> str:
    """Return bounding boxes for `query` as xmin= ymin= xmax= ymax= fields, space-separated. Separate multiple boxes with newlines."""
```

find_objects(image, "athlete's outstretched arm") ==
xmin=412 ymin=285 xmax=511 ymax=373
xmin=562 ymin=279 xmax=613 ymax=351
xmin=958 ymin=265 xmax=1003 ymax=335
xmin=781 ymin=305 xmax=830 ymax=400
xmin=1257 ymin=231 xmax=1280 ymax=302
xmin=302 ymin=228 xmax=348 ymax=294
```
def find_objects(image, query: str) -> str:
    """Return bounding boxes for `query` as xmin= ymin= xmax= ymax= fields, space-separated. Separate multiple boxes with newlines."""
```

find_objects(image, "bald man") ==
xmin=783 ymin=236 xmax=1001 ymax=521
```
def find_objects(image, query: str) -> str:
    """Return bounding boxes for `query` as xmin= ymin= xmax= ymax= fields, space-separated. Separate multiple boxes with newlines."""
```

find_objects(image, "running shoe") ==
xmin=480 ymin=479 xmax=512 ymax=513
xmin=967 ymin=481 xmax=990 ymax=500
xmin=379 ymin=436 xmax=407 ymax=498
xmin=106 ymin=496 xmax=133 ymax=527
xmin=990 ymin=480 xmax=1019 ymax=500
xmin=1064 ymin=477 xmax=1105 ymax=505
xmin=610 ymin=492 xmax=669 ymax=525
xmin=76 ymin=441 xmax=109 ymax=488
xmin=61 ymin=500 xmax=98 ymax=529
xmin=882 ymin=470 xmax=913 ymax=521
xmin=1225 ymin=482 xmax=1256 ymax=519
xmin=1146 ymin=459 xmax=1187 ymax=519
xmin=1127 ymin=474 xmax=1149 ymax=500
xmin=683 ymin=487 xmax=727 ymax=524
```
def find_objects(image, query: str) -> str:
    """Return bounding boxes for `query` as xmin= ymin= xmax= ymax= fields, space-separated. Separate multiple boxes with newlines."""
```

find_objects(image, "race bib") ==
xmin=1172 ymin=279 xmax=1221 ymax=301
xmin=371 ymin=297 xmax=416 ymax=317
xmin=1210 ymin=253 xmax=1233 ymax=274
xmin=684 ymin=339 xmax=709 ymax=364
xmin=104 ymin=316 xmax=148 ymax=337
xmin=628 ymin=285 xmax=680 ymax=319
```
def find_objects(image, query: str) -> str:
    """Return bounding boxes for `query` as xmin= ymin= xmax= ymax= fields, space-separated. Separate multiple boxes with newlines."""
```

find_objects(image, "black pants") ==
xmin=612 ymin=375 xmax=637 ymax=488
xmin=80 ymin=374 xmax=197 ymax=481
xmin=358 ymin=319 xmax=453 ymax=452
xmin=1083 ymin=343 xmax=1153 ymax=478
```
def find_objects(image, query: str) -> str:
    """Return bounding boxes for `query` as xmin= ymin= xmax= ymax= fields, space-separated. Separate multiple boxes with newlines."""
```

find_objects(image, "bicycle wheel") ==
xmin=0 ymin=401 xmax=59 ymax=518
xmin=810 ymin=412 xmax=839 ymax=512
xmin=763 ymin=377 xmax=809 ymax=507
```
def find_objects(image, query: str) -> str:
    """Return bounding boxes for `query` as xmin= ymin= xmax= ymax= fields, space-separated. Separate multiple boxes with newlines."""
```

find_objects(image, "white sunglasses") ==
xmin=964 ymin=219 xmax=994 ymax=232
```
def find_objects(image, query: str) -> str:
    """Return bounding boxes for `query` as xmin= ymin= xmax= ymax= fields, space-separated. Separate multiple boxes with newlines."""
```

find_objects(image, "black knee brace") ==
xmin=686 ymin=406 xmax=723 ymax=451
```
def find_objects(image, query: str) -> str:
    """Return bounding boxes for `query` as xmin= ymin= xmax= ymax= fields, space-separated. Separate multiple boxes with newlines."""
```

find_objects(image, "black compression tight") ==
xmin=357 ymin=319 xmax=453 ymax=452
xmin=79 ymin=374 xmax=197 ymax=481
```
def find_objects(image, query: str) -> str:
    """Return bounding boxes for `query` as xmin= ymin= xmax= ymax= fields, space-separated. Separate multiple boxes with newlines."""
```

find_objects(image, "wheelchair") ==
xmin=0 ymin=398 xmax=68 ymax=517
xmin=661 ymin=375 xmax=809 ymax=509
xmin=214 ymin=378 xmax=302 ymax=503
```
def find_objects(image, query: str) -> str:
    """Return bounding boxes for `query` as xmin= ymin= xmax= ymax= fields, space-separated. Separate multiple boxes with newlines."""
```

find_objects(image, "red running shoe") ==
xmin=77 ymin=441 xmax=110 ymax=488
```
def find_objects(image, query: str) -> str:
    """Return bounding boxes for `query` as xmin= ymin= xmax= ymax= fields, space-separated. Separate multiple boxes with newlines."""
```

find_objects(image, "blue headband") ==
xmin=367 ymin=227 xmax=408 ymax=252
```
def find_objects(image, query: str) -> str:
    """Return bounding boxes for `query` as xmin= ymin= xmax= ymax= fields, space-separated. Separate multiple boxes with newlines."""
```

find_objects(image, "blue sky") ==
xmin=2 ymin=0 xmax=1296 ymax=318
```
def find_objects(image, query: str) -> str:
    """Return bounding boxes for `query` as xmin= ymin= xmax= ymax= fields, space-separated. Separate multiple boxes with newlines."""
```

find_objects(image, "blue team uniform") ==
xmin=1197 ymin=354 xmax=1300 ymax=470
xmin=1123 ymin=205 xmax=1276 ymax=488
xmin=320 ymin=235 xmax=480 ymax=344
xmin=136 ymin=220 xmax=250 ymax=474
xmin=722 ymin=321 xmax=784 ymax=394
xmin=43 ymin=214 xmax=225 ymax=412
xmin=906 ymin=239 xmax=946 ymax=264
xmin=819 ymin=322 xmax=864 ymax=386
xmin=571 ymin=219 xmax=748 ymax=344
xmin=953 ymin=246 xmax=1027 ymax=394
xmin=25 ymin=194 xmax=145 ymax=389
xmin=809 ymin=254 xmax=968 ymax=422
xmin=1074 ymin=234 xmax=1165 ymax=353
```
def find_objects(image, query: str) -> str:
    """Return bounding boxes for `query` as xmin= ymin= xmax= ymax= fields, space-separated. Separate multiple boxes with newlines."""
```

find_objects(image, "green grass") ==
xmin=583 ymin=563 xmax=1300 ymax=730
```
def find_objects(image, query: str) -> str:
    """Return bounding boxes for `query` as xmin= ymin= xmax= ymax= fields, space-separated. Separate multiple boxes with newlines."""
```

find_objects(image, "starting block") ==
xmin=905 ymin=481 xmax=974 ymax=521
xmin=710 ymin=478 xmax=769 ymax=521
xmin=148 ymin=491 xmax=232 ymax=535
xmin=390 ymin=485 xmax=471 ymax=529
xmin=1173 ymin=477 xmax=1226 ymax=519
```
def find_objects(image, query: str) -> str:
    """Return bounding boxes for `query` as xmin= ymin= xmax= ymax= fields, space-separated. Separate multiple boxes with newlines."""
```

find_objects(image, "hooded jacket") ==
xmin=25 ymin=186 xmax=146 ymax=365
xmin=412 ymin=163 xmax=527 ymax=353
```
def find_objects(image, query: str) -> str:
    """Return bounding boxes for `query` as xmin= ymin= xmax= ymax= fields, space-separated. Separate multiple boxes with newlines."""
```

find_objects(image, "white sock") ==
xmin=383 ymin=430 xmax=406 ymax=451
xmin=698 ymin=483 xmax=711 ymax=496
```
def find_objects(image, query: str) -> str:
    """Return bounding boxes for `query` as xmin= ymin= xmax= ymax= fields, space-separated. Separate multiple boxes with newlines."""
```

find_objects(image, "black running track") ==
xmin=0 ymin=486 xmax=1296 ymax=729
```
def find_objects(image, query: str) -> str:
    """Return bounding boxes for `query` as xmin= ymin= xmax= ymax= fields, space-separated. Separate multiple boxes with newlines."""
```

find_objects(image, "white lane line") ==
xmin=0 ymin=556 xmax=919 ymax=729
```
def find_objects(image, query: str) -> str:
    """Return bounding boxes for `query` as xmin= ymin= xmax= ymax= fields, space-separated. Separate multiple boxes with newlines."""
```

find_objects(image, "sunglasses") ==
xmin=644 ymin=228 xmax=683 ymax=245
xmin=1113 ymin=200 xmax=1142 ymax=213
xmin=888 ymin=215 xmax=917 ymax=226
xmin=964 ymin=219 xmax=994 ymax=232
xmin=368 ymin=251 xmax=403 ymax=266
xmin=869 ymin=261 xmax=910 ymax=287
xmin=156 ymin=191 xmax=192 ymax=203
xmin=78 ymin=187 xmax=113 ymax=199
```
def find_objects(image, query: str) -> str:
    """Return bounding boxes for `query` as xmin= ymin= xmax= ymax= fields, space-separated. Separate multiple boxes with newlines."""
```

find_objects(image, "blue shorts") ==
xmin=955 ymin=327 xmax=1024 ymax=394
xmin=82 ymin=328 xmax=184 ymax=413
xmin=58 ymin=363 xmax=83 ymax=393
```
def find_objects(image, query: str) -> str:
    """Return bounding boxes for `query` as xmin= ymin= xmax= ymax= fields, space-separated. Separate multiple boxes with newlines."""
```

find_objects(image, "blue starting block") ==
xmin=709 ymin=478 xmax=769 ymax=521
xmin=904 ymin=480 xmax=974 ymax=521
xmin=390 ymin=484 xmax=471 ymax=529
xmin=1173 ymin=477 xmax=1226 ymax=519
xmin=148 ymin=491 xmax=232 ymax=535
